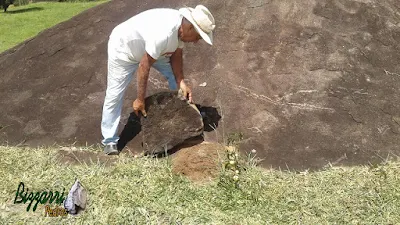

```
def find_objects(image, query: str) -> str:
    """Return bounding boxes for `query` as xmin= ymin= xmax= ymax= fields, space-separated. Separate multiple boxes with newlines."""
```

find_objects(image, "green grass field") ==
xmin=0 ymin=1 xmax=107 ymax=53
xmin=0 ymin=146 xmax=399 ymax=224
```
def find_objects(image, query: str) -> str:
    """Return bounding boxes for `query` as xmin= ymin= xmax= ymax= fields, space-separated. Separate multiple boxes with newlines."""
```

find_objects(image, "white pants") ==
xmin=101 ymin=49 xmax=178 ymax=146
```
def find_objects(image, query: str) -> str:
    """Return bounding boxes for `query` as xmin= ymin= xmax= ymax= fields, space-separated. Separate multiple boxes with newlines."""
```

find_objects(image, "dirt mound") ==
xmin=171 ymin=142 xmax=225 ymax=183
xmin=1 ymin=0 xmax=400 ymax=170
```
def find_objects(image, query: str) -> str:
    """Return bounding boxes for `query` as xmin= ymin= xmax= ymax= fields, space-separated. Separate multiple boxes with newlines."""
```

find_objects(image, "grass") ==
xmin=0 ymin=1 xmax=108 ymax=53
xmin=0 ymin=145 xmax=399 ymax=224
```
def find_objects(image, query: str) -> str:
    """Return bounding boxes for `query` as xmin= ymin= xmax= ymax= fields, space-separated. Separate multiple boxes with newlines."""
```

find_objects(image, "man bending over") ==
xmin=101 ymin=5 xmax=216 ymax=155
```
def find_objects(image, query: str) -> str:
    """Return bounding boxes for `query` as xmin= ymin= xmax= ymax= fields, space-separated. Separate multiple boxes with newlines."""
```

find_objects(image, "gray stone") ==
xmin=141 ymin=91 xmax=204 ymax=155
xmin=2 ymin=0 xmax=400 ymax=170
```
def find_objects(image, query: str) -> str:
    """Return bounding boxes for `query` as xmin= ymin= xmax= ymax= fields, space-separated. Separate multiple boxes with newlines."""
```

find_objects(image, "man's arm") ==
xmin=133 ymin=53 xmax=156 ymax=117
xmin=137 ymin=53 xmax=156 ymax=101
xmin=170 ymin=48 xmax=193 ymax=102
xmin=170 ymin=48 xmax=184 ymax=84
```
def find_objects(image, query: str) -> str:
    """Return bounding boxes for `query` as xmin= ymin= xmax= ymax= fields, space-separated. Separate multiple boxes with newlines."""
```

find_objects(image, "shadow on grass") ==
xmin=5 ymin=7 xmax=44 ymax=14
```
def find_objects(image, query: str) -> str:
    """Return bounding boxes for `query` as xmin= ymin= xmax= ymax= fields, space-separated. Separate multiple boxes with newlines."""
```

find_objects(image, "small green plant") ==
xmin=246 ymin=148 xmax=261 ymax=168
xmin=218 ymin=132 xmax=245 ymax=188
xmin=221 ymin=132 xmax=243 ymax=188
xmin=219 ymin=132 xmax=263 ymax=188
xmin=221 ymin=145 xmax=241 ymax=187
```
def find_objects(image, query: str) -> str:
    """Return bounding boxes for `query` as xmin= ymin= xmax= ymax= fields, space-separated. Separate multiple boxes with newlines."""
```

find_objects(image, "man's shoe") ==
xmin=104 ymin=144 xmax=119 ymax=155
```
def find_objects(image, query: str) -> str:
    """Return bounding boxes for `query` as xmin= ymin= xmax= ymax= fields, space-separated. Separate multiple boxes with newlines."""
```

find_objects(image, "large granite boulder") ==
xmin=141 ymin=91 xmax=204 ymax=155
xmin=1 ymin=0 xmax=400 ymax=170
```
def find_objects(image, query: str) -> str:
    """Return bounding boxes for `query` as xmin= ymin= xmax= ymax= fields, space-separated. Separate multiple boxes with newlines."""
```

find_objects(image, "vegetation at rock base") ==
xmin=1 ymin=145 xmax=399 ymax=224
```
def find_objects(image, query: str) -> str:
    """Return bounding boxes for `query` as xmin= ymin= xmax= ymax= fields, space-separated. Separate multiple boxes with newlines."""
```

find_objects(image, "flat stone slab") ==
xmin=141 ymin=91 xmax=204 ymax=155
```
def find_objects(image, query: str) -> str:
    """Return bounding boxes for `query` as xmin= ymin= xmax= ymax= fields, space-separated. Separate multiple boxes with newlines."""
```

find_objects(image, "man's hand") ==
xmin=179 ymin=80 xmax=193 ymax=103
xmin=133 ymin=99 xmax=147 ymax=117
xmin=171 ymin=49 xmax=193 ymax=103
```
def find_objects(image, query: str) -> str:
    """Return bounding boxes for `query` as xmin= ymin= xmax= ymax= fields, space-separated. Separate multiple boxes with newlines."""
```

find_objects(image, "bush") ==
xmin=13 ymin=0 xmax=30 ymax=7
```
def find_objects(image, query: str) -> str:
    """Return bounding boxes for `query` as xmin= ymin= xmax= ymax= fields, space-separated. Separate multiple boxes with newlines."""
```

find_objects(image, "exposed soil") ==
xmin=171 ymin=142 xmax=225 ymax=183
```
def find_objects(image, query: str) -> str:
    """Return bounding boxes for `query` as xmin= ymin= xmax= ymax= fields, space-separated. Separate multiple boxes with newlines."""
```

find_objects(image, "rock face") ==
xmin=0 ymin=0 xmax=400 ymax=170
xmin=141 ymin=91 xmax=203 ymax=155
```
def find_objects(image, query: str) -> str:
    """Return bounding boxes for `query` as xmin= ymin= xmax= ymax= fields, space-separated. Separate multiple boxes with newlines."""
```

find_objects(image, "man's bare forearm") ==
xmin=137 ymin=53 xmax=155 ymax=101
xmin=171 ymin=48 xmax=184 ymax=85
xmin=137 ymin=62 xmax=151 ymax=101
